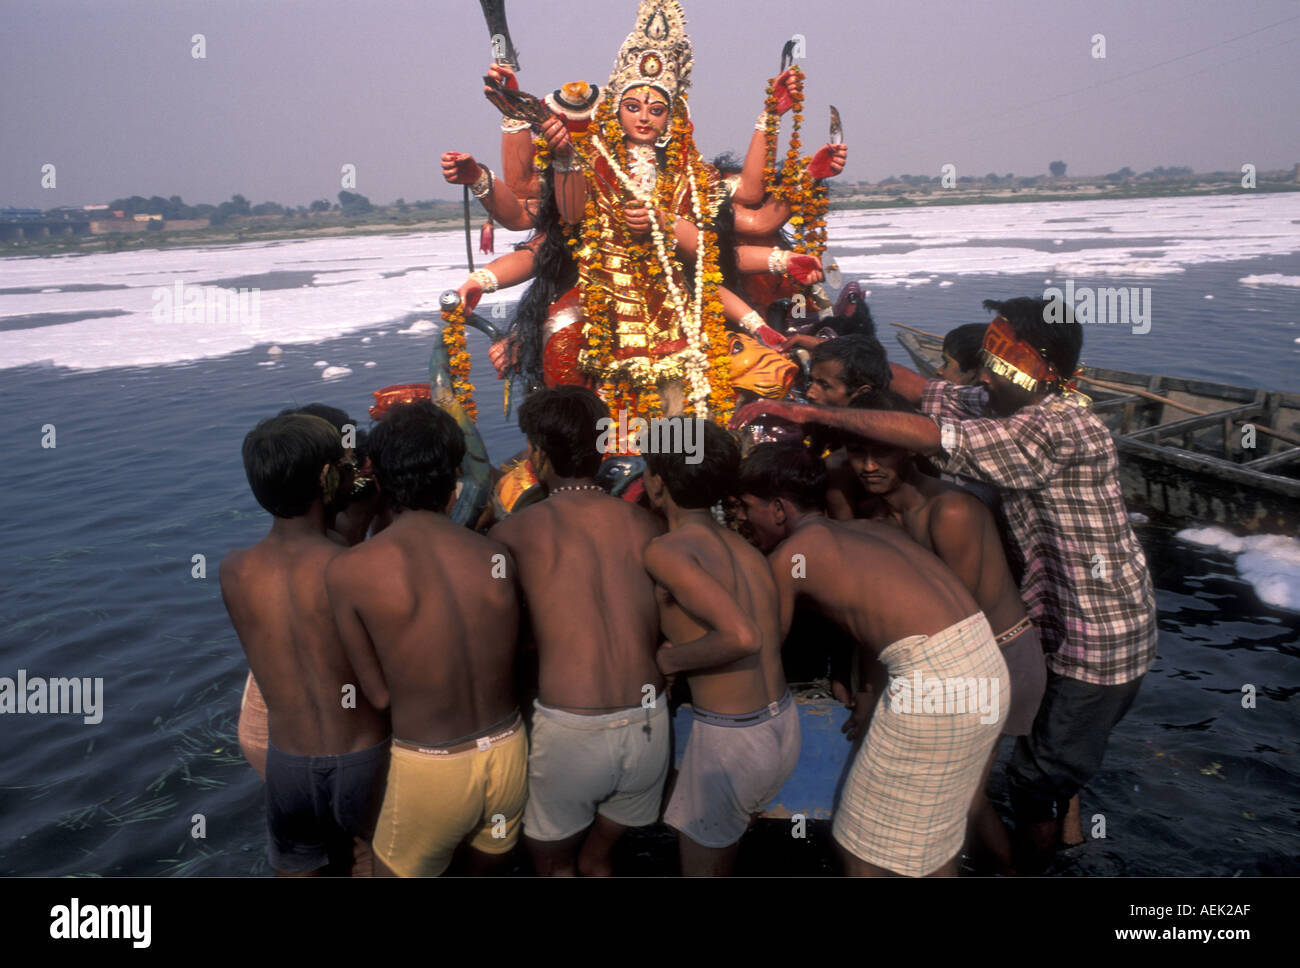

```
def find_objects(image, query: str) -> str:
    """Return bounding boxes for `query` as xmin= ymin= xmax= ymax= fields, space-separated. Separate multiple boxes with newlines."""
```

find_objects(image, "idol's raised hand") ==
xmin=808 ymin=144 xmax=848 ymax=180
xmin=773 ymin=68 xmax=804 ymax=115
xmin=441 ymin=152 xmax=483 ymax=185
xmin=539 ymin=115 xmax=574 ymax=160
xmin=484 ymin=62 xmax=519 ymax=93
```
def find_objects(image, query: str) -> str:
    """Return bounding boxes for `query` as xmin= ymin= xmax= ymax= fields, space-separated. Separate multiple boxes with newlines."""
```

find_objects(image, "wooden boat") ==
xmin=894 ymin=325 xmax=1300 ymax=534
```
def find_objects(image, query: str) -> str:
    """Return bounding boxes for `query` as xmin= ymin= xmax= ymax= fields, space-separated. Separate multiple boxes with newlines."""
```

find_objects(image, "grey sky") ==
xmin=3 ymin=0 xmax=1298 ymax=209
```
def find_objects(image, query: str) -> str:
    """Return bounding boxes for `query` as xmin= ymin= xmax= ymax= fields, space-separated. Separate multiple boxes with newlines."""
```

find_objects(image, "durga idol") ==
xmin=539 ymin=0 xmax=735 ymax=422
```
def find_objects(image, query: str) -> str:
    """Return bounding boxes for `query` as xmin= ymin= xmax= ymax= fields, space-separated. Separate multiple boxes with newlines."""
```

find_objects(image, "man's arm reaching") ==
xmin=889 ymin=363 xmax=930 ymax=405
xmin=645 ymin=542 xmax=761 ymax=676
xmin=325 ymin=559 xmax=390 ymax=711
xmin=731 ymin=399 xmax=942 ymax=455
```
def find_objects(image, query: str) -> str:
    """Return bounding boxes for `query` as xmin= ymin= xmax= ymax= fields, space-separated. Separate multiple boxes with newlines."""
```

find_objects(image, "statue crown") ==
xmin=608 ymin=0 xmax=693 ymax=105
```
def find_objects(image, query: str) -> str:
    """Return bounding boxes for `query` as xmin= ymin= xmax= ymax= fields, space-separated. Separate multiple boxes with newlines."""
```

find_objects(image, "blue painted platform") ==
xmin=671 ymin=698 xmax=853 ymax=820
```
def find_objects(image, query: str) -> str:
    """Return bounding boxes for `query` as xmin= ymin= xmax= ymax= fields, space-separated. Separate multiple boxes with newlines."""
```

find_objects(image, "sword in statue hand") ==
xmin=480 ymin=0 xmax=520 ymax=70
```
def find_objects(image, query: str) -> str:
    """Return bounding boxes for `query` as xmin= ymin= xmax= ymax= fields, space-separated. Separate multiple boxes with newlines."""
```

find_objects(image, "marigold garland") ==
xmin=532 ymin=135 xmax=552 ymax=173
xmin=760 ymin=67 xmax=832 ymax=270
xmin=439 ymin=300 xmax=478 ymax=422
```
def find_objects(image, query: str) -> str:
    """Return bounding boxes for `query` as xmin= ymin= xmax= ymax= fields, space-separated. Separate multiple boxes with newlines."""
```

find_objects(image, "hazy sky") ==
xmin=3 ymin=0 xmax=1298 ymax=209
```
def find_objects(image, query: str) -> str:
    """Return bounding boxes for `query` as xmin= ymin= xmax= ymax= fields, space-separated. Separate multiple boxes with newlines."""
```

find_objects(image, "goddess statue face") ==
xmin=618 ymin=86 xmax=670 ymax=146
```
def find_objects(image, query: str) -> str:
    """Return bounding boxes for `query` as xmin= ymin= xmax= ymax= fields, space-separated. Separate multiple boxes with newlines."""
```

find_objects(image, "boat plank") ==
xmin=1125 ymin=404 xmax=1261 ymax=441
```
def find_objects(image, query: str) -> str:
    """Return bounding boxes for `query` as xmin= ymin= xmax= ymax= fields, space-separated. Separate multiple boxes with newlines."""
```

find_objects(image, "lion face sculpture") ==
xmin=727 ymin=332 xmax=797 ymax=399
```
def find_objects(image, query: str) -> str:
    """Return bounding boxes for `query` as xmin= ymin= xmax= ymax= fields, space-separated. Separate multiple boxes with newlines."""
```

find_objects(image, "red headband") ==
xmin=979 ymin=316 xmax=1060 ymax=393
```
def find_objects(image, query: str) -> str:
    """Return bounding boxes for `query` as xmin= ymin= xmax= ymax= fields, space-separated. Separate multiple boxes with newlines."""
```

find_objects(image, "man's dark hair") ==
xmin=810 ymin=332 xmax=891 ymax=395
xmin=644 ymin=421 xmax=739 ymax=510
xmin=242 ymin=413 xmax=342 ymax=518
xmin=737 ymin=442 xmax=828 ymax=511
xmin=984 ymin=297 xmax=1083 ymax=379
xmin=368 ymin=400 xmax=465 ymax=512
xmin=828 ymin=302 xmax=877 ymax=341
xmin=942 ymin=323 xmax=988 ymax=372
xmin=283 ymin=402 xmax=353 ymax=435
xmin=517 ymin=385 xmax=609 ymax=479
xmin=353 ymin=427 xmax=370 ymax=465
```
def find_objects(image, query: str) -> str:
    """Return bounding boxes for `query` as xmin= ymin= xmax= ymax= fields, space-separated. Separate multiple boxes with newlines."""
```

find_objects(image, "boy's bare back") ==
xmin=491 ymin=491 xmax=664 ymax=710
xmin=772 ymin=518 xmax=979 ymax=656
xmin=221 ymin=533 xmax=388 ymax=756
xmin=327 ymin=510 xmax=518 ymax=746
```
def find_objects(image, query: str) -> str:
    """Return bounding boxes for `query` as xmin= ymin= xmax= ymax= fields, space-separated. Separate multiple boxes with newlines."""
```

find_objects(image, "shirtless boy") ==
xmin=221 ymin=413 xmax=390 ymax=876
xmin=735 ymin=442 xmax=1008 ymax=877
xmin=842 ymin=390 xmax=1046 ymax=874
xmin=238 ymin=402 xmax=371 ymax=781
xmin=643 ymin=423 xmax=800 ymax=877
xmin=325 ymin=401 xmax=524 ymax=877
xmin=489 ymin=387 xmax=668 ymax=877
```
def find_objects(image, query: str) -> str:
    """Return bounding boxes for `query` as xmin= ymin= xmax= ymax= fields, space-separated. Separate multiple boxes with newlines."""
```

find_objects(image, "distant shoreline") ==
xmin=831 ymin=181 xmax=1299 ymax=211
xmin=5 ymin=182 xmax=1298 ymax=259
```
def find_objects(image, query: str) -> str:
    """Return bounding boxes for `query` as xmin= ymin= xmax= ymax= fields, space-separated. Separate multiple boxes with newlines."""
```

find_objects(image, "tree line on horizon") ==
xmin=856 ymin=162 xmax=1249 ymax=191
xmin=34 ymin=191 xmax=462 ymax=222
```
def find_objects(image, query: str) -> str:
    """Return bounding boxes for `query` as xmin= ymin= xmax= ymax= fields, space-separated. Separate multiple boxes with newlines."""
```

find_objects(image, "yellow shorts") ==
xmin=373 ymin=713 xmax=528 ymax=877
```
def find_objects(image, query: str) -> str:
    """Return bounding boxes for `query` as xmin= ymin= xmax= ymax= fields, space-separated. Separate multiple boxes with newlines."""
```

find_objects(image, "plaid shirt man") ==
xmin=921 ymin=379 xmax=1157 ymax=686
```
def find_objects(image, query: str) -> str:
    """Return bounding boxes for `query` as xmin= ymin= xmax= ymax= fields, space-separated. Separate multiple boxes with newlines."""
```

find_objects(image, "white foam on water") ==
xmin=1175 ymin=526 xmax=1300 ymax=611
xmin=1240 ymin=273 xmax=1300 ymax=287
xmin=398 ymin=320 xmax=437 ymax=335
xmin=320 ymin=365 xmax=352 ymax=380
xmin=4 ymin=194 xmax=1299 ymax=373
xmin=0 ymin=227 xmax=530 ymax=371
xmin=833 ymin=194 xmax=1300 ymax=282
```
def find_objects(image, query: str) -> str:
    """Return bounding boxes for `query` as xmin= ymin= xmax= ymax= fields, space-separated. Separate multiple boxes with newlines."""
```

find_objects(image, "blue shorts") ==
xmin=265 ymin=738 xmax=390 ymax=874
